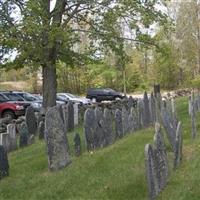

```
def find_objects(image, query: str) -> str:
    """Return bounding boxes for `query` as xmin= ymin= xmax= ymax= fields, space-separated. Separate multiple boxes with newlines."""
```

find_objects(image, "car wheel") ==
xmin=2 ymin=110 xmax=16 ymax=119
xmin=91 ymin=97 xmax=97 ymax=103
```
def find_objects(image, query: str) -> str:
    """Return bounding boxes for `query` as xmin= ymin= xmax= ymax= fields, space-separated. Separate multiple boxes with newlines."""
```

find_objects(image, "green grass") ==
xmin=0 ymin=96 xmax=199 ymax=200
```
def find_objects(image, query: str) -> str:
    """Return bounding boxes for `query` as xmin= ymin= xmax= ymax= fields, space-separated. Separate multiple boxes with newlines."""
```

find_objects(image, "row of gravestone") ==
xmin=145 ymin=103 xmax=183 ymax=200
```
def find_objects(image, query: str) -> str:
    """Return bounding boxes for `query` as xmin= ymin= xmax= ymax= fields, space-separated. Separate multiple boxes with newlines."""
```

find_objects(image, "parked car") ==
xmin=0 ymin=91 xmax=42 ymax=111
xmin=57 ymin=93 xmax=91 ymax=105
xmin=0 ymin=94 xmax=30 ymax=119
xmin=86 ymin=88 xmax=124 ymax=102
xmin=33 ymin=94 xmax=66 ymax=105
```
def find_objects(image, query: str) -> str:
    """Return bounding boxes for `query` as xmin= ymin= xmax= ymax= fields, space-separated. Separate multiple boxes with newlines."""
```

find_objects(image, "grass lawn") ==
xmin=0 ymin=96 xmax=199 ymax=200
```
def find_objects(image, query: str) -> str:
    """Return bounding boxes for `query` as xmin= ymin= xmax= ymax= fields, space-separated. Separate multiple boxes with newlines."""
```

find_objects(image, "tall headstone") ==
xmin=143 ymin=91 xmax=151 ymax=126
xmin=74 ymin=133 xmax=81 ymax=156
xmin=74 ymin=103 xmax=79 ymax=126
xmin=154 ymin=123 xmax=169 ymax=190
xmin=94 ymin=107 xmax=105 ymax=147
xmin=25 ymin=106 xmax=37 ymax=135
xmin=0 ymin=145 xmax=9 ymax=179
xmin=149 ymin=93 xmax=156 ymax=123
xmin=19 ymin=122 xmax=29 ymax=147
xmin=174 ymin=121 xmax=183 ymax=169
xmin=103 ymin=108 xmax=113 ymax=146
xmin=38 ymin=121 xmax=45 ymax=140
xmin=45 ymin=106 xmax=71 ymax=171
xmin=0 ymin=133 xmax=10 ymax=152
xmin=7 ymin=124 xmax=17 ymax=151
xmin=84 ymin=108 xmax=96 ymax=151
xmin=115 ymin=109 xmax=123 ymax=139
xmin=154 ymin=84 xmax=160 ymax=97
xmin=145 ymin=144 xmax=159 ymax=200
xmin=67 ymin=102 xmax=74 ymax=131
xmin=138 ymin=100 xmax=144 ymax=128
xmin=122 ymin=106 xmax=129 ymax=134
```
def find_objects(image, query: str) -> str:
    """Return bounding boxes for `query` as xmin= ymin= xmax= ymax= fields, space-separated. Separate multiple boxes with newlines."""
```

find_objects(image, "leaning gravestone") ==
xmin=84 ymin=108 xmax=96 ymax=151
xmin=25 ymin=106 xmax=37 ymax=135
xmin=19 ymin=122 xmax=29 ymax=147
xmin=174 ymin=121 xmax=183 ymax=169
xmin=154 ymin=123 xmax=169 ymax=190
xmin=7 ymin=124 xmax=17 ymax=151
xmin=0 ymin=133 xmax=10 ymax=152
xmin=103 ymin=108 xmax=113 ymax=146
xmin=0 ymin=145 xmax=9 ymax=179
xmin=74 ymin=133 xmax=81 ymax=156
xmin=115 ymin=109 xmax=123 ymax=139
xmin=143 ymin=91 xmax=151 ymax=126
xmin=45 ymin=106 xmax=71 ymax=171
xmin=145 ymin=144 xmax=159 ymax=200
xmin=38 ymin=121 xmax=45 ymax=140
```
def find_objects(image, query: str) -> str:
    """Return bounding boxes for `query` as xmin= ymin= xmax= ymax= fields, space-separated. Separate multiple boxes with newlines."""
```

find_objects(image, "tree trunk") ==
xmin=42 ymin=63 xmax=57 ymax=108
xmin=123 ymin=69 xmax=126 ymax=96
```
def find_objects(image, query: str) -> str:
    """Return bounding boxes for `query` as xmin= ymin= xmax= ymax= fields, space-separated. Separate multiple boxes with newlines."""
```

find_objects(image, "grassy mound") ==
xmin=0 ymin=97 xmax=199 ymax=200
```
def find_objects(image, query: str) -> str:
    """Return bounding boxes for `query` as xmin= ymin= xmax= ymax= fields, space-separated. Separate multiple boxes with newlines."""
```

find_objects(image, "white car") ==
xmin=57 ymin=93 xmax=91 ymax=105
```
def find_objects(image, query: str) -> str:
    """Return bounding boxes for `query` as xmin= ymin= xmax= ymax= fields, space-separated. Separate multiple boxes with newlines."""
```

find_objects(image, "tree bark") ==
xmin=42 ymin=63 xmax=57 ymax=108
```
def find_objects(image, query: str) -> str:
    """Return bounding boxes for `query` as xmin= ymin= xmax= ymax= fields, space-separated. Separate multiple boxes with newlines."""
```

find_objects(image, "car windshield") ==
xmin=0 ymin=94 xmax=10 ymax=102
xmin=23 ymin=93 xmax=38 ymax=101
xmin=3 ymin=93 xmax=24 ymax=101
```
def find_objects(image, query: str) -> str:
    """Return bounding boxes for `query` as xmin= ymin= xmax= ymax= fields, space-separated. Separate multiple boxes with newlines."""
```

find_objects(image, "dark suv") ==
xmin=86 ymin=88 xmax=124 ymax=102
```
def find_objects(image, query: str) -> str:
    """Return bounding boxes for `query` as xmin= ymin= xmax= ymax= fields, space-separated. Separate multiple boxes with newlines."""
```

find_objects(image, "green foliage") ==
xmin=191 ymin=75 xmax=200 ymax=89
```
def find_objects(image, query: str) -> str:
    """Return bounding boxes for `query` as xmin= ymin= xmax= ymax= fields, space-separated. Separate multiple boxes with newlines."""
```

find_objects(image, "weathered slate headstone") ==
xmin=0 ymin=133 xmax=10 ymax=152
xmin=131 ymin=107 xmax=139 ymax=130
xmin=122 ymin=106 xmax=129 ymax=134
xmin=145 ymin=144 xmax=159 ymax=200
xmin=38 ymin=121 xmax=45 ymax=140
xmin=62 ymin=104 xmax=69 ymax=133
xmin=154 ymin=123 xmax=169 ymax=190
xmin=94 ymin=107 xmax=105 ymax=147
xmin=7 ymin=124 xmax=17 ymax=151
xmin=138 ymin=100 xmax=144 ymax=128
xmin=45 ymin=106 xmax=71 ymax=171
xmin=19 ymin=122 xmax=29 ymax=147
xmin=128 ymin=113 xmax=134 ymax=132
xmin=67 ymin=102 xmax=74 ymax=131
xmin=74 ymin=133 xmax=81 ymax=156
xmin=0 ymin=145 xmax=9 ymax=179
xmin=191 ymin=101 xmax=197 ymax=139
xmin=161 ymin=107 xmax=176 ymax=151
xmin=174 ymin=121 xmax=183 ymax=169
xmin=103 ymin=108 xmax=113 ymax=146
xmin=84 ymin=108 xmax=96 ymax=151
xmin=114 ymin=109 xmax=123 ymax=139
xmin=25 ymin=106 xmax=37 ymax=135
xmin=154 ymin=84 xmax=160 ymax=97
xmin=143 ymin=91 xmax=151 ymax=126
xmin=149 ymin=93 xmax=156 ymax=123
xmin=73 ymin=103 xmax=79 ymax=126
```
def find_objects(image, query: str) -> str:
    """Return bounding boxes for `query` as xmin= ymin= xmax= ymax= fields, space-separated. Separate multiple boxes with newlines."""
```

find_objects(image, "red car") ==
xmin=0 ymin=94 xmax=30 ymax=119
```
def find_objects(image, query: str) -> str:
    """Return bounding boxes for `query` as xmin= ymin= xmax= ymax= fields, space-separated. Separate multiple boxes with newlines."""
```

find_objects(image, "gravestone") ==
xmin=154 ymin=84 xmax=160 ymax=97
xmin=154 ymin=123 xmax=169 ymax=190
xmin=115 ymin=109 xmax=123 ymax=139
xmin=0 ymin=145 xmax=9 ymax=179
xmin=191 ymin=101 xmax=196 ymax=139
xmin=145 ymin=144 xmax=159 ymax=200
xmin=138 ymin=100 xmax=144 ymax=128
xmin=84 ymin=108 xmax=96 ymax=151
xmin=74 ymin=133 xmax=81 ymax=156
xmin=122 ymin=106 xmax=129 ymax=134
xmin=73 ymin=103 xmax=79 ymax=126
xmin=161 ymin=107 xmax=176 ymax=151
xmin=94 ymin=107 xmax=105 ymax=147
xmin=127 ymin=96 xmax=134 ymax=112
xmin=103 ymin=108 xmax=113 ymax=146
xmin=131 ymin=107 xmax=139 ymax=130
xmin=38 ymin=121 xmax=45 ymax=140
xmin=19 ymin=122 xmax=29 ymax=147
xmin=143 ymin=91 xmax=151 ymax=126
xmin=128 ymin=113 xmax=134 ymax=132
xmin=25 ymin=106 xmax=37 ymax=135
xmin=174 ymin=121 xmax=183 ymax=169
xmin=149 ymin=93 xmax=156 ymax=123
xmin=7 ymin=124 xmax=17 ymax=151
xmin=45 ymin=106 xmax=71 ymax=171
xmin=67 ymin=102 xmax=74 ymax=131
xmin=0 ymin=133 xmax=10 ymax=152
xmin=62 ymin=104 xmax=69 ymax=133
